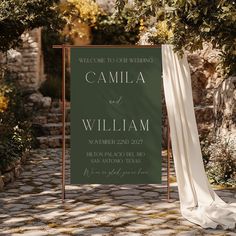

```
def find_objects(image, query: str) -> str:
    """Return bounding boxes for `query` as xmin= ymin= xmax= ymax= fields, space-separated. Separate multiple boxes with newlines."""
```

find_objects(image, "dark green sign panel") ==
xmin=71 ymin=47 xmax=162 ymax=184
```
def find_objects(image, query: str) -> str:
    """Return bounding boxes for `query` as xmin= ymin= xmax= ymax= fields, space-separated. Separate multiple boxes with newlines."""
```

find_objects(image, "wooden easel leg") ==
xmin=167 ymin=120 xmax=171 ymax=201
xmin=61 ymin=45 xmax=66 ymax=202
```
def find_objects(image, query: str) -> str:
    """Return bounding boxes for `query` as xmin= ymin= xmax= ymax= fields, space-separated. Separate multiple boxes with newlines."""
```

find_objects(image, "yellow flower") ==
xmin=0 ymin=94 xmax=8 ymax=113
xmin=59 ymin=0 xmax=102 ymax=40
xmin=155 ymin=20 xmax=173 ymax=42
xmin=139 ymin=19 xmax=145 ymax=31
xmin=67 ymin=0 xmax=100 ymax=24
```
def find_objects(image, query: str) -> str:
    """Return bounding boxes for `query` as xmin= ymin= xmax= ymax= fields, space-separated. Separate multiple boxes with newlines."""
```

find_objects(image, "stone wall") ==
xmin=0 ymin=152 xmax=29 ymax=191
xmin=188 ymin=45 xmax=235 ymax=143
xmin=214 ymin=76 xmax=236 ymax=141
xmin=187 ymin=44 xmax=224 ymax=138
xmin=0 ymin=28 xmax=44 ymax=91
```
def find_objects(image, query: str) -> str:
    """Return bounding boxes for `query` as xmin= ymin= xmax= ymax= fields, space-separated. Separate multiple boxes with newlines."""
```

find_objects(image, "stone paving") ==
xmin=0 ymin=149 xmax=235 ymax=236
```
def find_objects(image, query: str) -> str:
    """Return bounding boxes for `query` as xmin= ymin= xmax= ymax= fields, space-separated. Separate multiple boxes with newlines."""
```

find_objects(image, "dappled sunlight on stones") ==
xmin=151 ymin=202 xmax=178 ymax=209
xmin=71 ymin=213 xmax=98 ymax=222
xmin=36 ymin=210 xmax=65 ymax=221
xmin=115 ymin=195 xmax=144 ymax=200
xmin=111 ymin=189 xmax=144 ymax=196
xmin=16 ymin=230 xmax=49 ymax=236
xmin=72 ymin=227 xmax=113 ymax=235
xmin=65 ymin=203 xmax=96 ymax=212
xmin=36 ymin=203 xmax=61 ymax=210
xmin=123 ymin=201 xmax=149 ymax=209
xmin=137 ymin=218 xmax=166 ymax=225
xmin=115 ymin=233 xmax=143 ymax=236
xmin=147 ymin=229 xmax=176 ymax=235
xmin=94 ymin=213 xmax=119 ymax=224
xmin=0 ymin=148 xmax=235 ymax=235
xmin=89 ymin=205 xmax=112 ymax=213
xmin=138 ymin=209 xmax=161 ymax=215
xmin=3 ymin=216 xmax=33 ymax=225
xmin=125 ymin=222 xmax=151 ymax=231
xmin=65 ymin=185 xmax=81 ymax=191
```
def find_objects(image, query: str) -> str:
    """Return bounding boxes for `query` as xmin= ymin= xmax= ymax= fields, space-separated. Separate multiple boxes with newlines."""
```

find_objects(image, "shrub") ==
xmin=0 ymin=71 xmax=33 ymax=171
xmin=0 ymin=0 xmax=64 ymax=53
xmin=201 ymin=135 xmax=236 ymax=187
xmin=92 ymin=11 xmax=140 ymax=45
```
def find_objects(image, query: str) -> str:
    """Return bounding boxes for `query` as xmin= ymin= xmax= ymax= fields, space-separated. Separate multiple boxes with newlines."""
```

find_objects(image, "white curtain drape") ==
xmin=162 ymin=45 xmax=236 ymax=229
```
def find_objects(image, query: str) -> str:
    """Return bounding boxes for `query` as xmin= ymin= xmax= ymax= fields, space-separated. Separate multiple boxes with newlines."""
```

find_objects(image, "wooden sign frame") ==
xmin=52 ymin=45 xmax=172 ymax=203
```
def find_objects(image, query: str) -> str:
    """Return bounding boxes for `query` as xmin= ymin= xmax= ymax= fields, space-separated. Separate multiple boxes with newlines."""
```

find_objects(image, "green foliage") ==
xmin=114 ymin=0 xmax=172 ymax=33
xmin=0 ymin=71 xmax=33 ymax=170
xmin=115 ymin=0 xmax=236 ymax=75
xmin=171 ymin=0 xmax=236 ymax=75
xmin=92 ymin=10 xmax=140 ymax=45
xmin=0 ymin=0 xmax=64 ymax=52
xmin=201 ymin=135 xmax=236 ymax=187
xmin=59 ymin=0 xmax=101 ymax=29
xmin=59 ymin=0 xmax=141 ymax=45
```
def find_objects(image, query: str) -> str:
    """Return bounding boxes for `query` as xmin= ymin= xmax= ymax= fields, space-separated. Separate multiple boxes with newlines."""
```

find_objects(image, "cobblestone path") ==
xmin=0 ymin=149 xmax=235 ymax=236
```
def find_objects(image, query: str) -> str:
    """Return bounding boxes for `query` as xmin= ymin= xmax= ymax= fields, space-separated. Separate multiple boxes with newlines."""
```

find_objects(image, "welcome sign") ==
xmin=70 ymin=46 xmax=162 ymax=184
